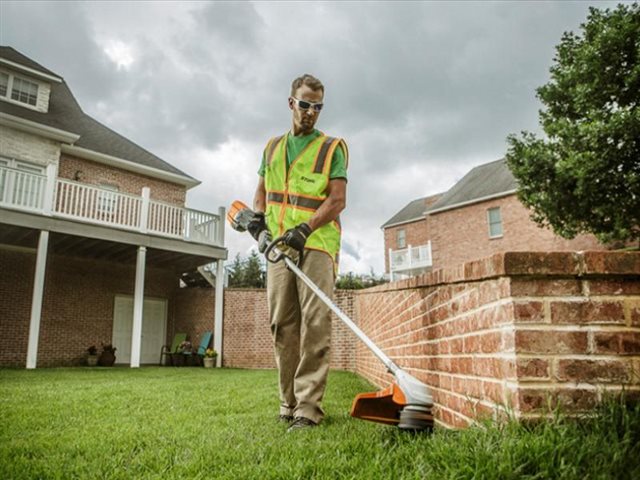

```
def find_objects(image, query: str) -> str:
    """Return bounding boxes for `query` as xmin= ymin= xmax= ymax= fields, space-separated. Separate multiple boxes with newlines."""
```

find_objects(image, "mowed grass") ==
xmin=0 ymin=368 xmax=639 ymax=480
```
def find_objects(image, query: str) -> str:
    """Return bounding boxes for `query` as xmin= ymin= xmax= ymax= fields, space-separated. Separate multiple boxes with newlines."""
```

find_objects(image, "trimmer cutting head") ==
xmin=350 ymin=370 xmax=434 ymax=432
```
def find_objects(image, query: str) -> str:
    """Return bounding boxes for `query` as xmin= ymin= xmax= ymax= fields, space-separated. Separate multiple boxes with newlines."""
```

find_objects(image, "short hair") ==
xmin=290 ymin=74 xmax=324 ymax=96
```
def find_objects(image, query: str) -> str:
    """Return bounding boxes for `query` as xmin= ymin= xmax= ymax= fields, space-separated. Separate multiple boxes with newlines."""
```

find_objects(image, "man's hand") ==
xmin=257 ymin=230 xmax=272 ymax=253
xmin=283 ymin=223 xmax=312 ymax=251
xmin=247 ymin=212 xmax=267 ymax=241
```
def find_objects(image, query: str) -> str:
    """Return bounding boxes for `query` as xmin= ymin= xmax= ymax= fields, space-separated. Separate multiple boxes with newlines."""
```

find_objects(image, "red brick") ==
xmin=555 ymin=359 xmax=631 ymax=383
xmin=556 ymin=389 xmax=598 ymax=410
xmin=517 ymin=358 xmax=550 ymax=379
xmin=586 ymin=279 xmax=640 ymax=295
xmin=513 ymin=301 xmax=546 ymax=323
xmin=518 ymin=389 xmax=550 ymax=413
xmin=592 ymin=332 xmax=640 ymax=355
xmin=515 ymin=330 xmax=588 ymax=354
xmin=504 ymin=252 xmax=580 ymax=276
xmin=510 ymin=278 xmax=582 ymax=297
xmin=582 ymin=251 xmax=640 ymax=276
xmin=550 ymin=300 xmax=625 ymax=325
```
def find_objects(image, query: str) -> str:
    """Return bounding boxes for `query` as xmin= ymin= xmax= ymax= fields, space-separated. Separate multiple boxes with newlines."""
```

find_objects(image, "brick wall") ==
xmin=356 ymin=251 xmax=640 ymax=428
xmin=173 ymin=287 xmax=216 ymax=351
xmin=222 ymin=288 xmax=358 ymax=370
xmin=59 ymin=154 xmax=186 ymax=206
xmin=0 ymin=248 xmax=178 ymax=367
xmin=429 ymin=195 xmax=606 ymax=272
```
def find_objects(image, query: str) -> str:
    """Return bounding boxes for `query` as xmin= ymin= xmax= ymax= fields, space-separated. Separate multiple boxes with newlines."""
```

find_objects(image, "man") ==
xmin=249 ymin=74 xmax=348 ymax=431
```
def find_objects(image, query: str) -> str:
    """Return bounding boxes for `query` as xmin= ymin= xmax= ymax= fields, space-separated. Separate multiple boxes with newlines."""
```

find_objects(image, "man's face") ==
xmin=289 ymin=84 xmax=324 ymax=135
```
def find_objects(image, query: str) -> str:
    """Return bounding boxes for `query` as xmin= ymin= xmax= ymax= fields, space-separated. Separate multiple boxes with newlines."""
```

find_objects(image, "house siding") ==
xmin=429 ymin=195 xmax=605 ymax=271
xmin=59 ymin=154 xmax=187 ymax=206
xmin=0 ymin=125 xmax=60 ymax=166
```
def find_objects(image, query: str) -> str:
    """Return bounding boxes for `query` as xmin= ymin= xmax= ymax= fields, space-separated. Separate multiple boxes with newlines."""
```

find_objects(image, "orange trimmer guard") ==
xmin=350 ymin=382 xmax=407 ymax=426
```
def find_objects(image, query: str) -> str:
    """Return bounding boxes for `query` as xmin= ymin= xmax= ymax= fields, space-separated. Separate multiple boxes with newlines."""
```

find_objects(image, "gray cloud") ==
xmin=0 ymin=0 xmax=620 ymax=273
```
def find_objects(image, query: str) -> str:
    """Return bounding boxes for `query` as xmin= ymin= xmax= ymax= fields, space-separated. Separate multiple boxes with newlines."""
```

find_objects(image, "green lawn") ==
xmin=0 ymin=368 xmax=638 ymax=480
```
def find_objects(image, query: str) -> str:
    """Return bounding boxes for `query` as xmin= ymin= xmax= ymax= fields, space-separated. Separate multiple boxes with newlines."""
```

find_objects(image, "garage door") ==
xmin=112 ymin=295 xmax=167 ymax=364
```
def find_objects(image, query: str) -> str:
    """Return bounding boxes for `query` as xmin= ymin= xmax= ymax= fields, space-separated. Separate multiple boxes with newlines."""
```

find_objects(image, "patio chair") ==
xmin=184 ymin=331 xmax=213 ymax=366
xmin=159 ymin=333 xmax=187 ymax=366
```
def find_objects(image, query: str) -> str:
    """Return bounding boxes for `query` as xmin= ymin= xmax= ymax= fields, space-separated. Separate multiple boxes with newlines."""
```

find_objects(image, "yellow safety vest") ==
xmin=263 ymin=132 xmax=348 ymax=269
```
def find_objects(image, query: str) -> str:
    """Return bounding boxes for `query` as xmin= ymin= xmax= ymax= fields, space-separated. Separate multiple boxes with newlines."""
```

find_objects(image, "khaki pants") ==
xmin=267 ymin=249 xmax=334 ymax=424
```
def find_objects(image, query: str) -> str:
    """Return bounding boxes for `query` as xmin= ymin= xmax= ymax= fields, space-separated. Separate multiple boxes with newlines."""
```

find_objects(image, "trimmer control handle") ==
xmin=264 ymin=236 xmax=303 ymax=267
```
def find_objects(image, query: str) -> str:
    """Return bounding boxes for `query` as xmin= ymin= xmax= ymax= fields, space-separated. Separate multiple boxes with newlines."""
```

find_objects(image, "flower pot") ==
xmin=98 ymin=351 xmax=116 ymax=367
xmin=87 ymin=355 xmax=98 ymax=367
xmin=203 ymin=357 xmax=215 ymax=368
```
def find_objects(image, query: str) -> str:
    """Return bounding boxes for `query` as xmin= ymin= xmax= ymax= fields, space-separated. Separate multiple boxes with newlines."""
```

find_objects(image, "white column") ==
xmin=139 ymin=187 xmax=150 ymax=233
xmin=214 ymin=258 xmax=225 ymax=368
xmin=130 ymin=246 xmax=146 ymax=368
xmin=42 ymin=163 xmax=57 ymax=216
xmin=26 ymin=230 xmax=49 ymax=369
xmin=389 ymin=248 xmax=394 ymax=282
xmin=217 ymin=206 xmax=226 ymax=246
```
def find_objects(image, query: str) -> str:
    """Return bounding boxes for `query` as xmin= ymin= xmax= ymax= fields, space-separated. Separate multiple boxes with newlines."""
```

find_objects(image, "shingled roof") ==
xmin=0 ymin=47 xmax=196 ymax=184
xmin=381 ymin=193 xmax=443 ymax=228
xmin=427 ymin=158 xmax=517 ymax=214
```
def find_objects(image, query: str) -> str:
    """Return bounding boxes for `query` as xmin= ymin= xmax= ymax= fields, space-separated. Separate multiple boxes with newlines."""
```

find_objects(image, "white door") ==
xmin=112 ymin=295 xmax=167 ymax=364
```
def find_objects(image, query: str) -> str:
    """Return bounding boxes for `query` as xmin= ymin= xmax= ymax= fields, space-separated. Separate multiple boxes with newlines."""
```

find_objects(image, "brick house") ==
xmin=0 ymin=47 xmax=227 ymax=368
xmin=383 ymin=158 xmax=606 ymax=279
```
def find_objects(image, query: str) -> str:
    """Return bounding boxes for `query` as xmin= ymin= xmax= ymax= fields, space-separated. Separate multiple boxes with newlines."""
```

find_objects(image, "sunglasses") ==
xmin=291 ymin=97 xmax=324 ymax=112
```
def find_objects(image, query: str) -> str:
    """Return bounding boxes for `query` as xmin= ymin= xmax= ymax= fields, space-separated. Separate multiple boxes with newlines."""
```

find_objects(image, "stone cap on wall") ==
xmin=364 ymin=251 xmax=640 ymax=294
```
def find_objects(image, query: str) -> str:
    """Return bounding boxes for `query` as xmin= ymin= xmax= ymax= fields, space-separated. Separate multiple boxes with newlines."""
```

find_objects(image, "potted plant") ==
xmin=203 ymin=348 xmax=218 ymax=368
xmin=98 ymin=343 xmax=117 ymax=367
xmin=86 ymin=345 xmax=98 ymax=366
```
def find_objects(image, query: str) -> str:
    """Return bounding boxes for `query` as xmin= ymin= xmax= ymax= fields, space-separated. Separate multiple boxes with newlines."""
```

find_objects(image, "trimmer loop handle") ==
xmin=264 ymin=236 xmax=303 ymax=267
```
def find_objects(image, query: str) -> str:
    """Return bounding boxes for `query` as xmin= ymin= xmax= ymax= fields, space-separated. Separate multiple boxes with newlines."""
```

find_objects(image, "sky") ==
xmin=0 ymin=0 xmax=624 ymax=275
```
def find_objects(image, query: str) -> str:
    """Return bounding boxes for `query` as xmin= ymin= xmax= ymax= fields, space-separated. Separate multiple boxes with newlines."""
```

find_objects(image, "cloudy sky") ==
xmin=0 ymin=1 xmax=623 ymax=275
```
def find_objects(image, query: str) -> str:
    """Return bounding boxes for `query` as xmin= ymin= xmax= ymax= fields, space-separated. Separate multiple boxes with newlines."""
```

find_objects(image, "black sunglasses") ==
xmin=292 ymin=97 xmax=323 ymax=112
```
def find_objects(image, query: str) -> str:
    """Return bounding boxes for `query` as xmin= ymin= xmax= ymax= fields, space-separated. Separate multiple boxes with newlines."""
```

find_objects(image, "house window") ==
xmin=10 ymin=76 xmax=38 ymax=106
xmin=98 ymin=183 xmax=119 ymax=215
xmin=0 ymin=73 xmax=8 ymax=97
xmin=397 ymin=229 xmax=406 ymax=249
xmin=487 ymin=207 xmax=503 ymax=238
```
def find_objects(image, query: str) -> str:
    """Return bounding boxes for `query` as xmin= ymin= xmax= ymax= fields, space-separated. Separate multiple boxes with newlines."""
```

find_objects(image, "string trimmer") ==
xmin=227 ymin=200 xmax=434 ymax=431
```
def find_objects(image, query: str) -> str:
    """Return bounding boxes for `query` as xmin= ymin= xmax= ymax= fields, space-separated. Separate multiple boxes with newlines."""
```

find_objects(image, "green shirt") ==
xmin=258 ymin=129 xmax=347 ymax=180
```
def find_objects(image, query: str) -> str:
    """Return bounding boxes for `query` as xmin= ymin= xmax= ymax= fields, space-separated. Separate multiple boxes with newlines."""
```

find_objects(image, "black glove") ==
xmin=282 ymin=223 xmax=312 ymax=252
xmin=247 ymin=212 xmax=267 ymax=241
xmin=257 ymin=230 xmax=272 ymax=253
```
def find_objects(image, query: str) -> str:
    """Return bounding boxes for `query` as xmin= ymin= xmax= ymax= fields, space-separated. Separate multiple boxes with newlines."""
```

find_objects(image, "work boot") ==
xmin=278 ymin=414 xmax=294 ymax=423
xmin=287 ymin=416 xmax=317 ymax=432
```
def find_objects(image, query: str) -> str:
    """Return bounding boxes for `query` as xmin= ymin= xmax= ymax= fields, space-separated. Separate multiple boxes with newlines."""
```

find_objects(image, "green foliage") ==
xmin=336 ymin=269 xmax=387 ymax=289
xmin=227 ymin=251 xmax=266 ymax=288
xmin=506 ymin=3 xmax=640 ymax=245
xmin=1 ymin=368 xmax=639 ymax=479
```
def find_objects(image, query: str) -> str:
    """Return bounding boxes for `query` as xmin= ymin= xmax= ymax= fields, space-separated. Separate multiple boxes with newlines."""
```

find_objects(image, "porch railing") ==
xmin=0 ymin=164 xmax=223 ymax=246
xmin=389 ymin=242 xmax=432 ymax=273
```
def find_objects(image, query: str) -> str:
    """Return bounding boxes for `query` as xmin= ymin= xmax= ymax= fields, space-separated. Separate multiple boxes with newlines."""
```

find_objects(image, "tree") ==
xmin=335 ymin=269 xmax=387 ymax=290
xmin=228 ymin=252 xmax=266 ymax=288
xmin=506 ymin=3 xmax=640 ymax=246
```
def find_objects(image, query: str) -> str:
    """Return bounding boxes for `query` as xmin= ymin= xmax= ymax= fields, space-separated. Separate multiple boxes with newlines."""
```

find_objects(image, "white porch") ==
xmin=388 ymin=242 xmax=433 ymax=281
xmin=0 ymin=164 xmax=227 ymax=370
